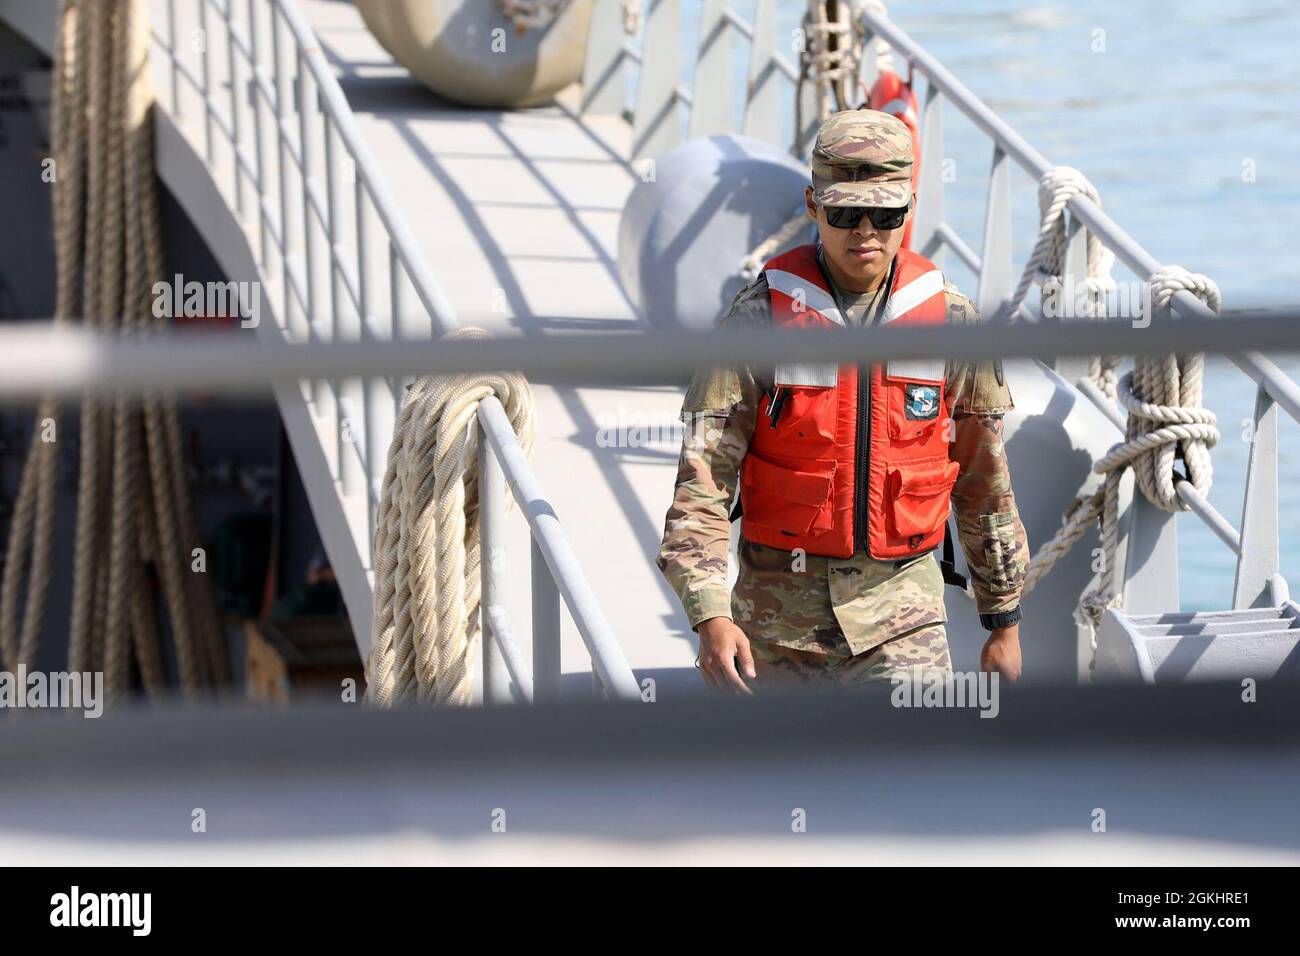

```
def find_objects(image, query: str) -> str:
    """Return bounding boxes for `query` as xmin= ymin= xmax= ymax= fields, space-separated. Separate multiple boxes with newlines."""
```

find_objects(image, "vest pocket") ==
xmin=887 ymin=455 xmax=960 ymax=538
xmin=760 ymin=382 xmax=838 ymax=453
xmin=884 ymin=369 xmax=946 ymax=442
xmin=740 ymin=453 xmax=837 ymax=535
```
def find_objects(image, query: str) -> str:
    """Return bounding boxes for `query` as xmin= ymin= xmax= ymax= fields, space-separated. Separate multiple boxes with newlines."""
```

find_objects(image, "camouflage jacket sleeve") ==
xmin=655 ymin=277 xmax=768 ymax=629
xmin=944 ymin=284 xmax=1029 ymax=617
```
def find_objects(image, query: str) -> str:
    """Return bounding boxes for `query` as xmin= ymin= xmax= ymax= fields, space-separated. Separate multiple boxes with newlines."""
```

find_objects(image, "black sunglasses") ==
xmin=821 ymin=203 xmax=909 ymax=231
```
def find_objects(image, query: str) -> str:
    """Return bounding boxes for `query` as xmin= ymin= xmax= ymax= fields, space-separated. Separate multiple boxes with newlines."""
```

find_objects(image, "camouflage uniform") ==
xmin=655 ymin=112 xmax=1028 ymax=686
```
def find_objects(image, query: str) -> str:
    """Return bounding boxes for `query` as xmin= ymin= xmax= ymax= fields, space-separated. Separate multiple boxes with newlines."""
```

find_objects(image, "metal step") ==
xmin=1094 ymin=603 xmax=1300 ymax=682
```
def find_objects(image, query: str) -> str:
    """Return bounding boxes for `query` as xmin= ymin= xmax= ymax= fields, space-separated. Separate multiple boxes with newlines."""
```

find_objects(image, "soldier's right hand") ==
xmin=696 ymin=617 xmax=756 ymax=696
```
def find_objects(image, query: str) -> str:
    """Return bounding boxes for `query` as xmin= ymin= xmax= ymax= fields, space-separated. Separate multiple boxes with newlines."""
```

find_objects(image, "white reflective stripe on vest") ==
xmin=882 ymin=268 xmax=946 ymax=381
xmin=881 ymin=268 xmax=945 ymax=325
xmin=885 ymin=358 xmax=946 ymax=382
xmin=765 ymin=269 xmax=846 ymax=327
xmin=775 ymin=362 xmax=839 ymax=388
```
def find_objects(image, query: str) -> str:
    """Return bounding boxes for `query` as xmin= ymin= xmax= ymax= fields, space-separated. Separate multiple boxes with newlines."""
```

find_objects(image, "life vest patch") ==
xmin=904 ymin=383 xmax=940 ymax=420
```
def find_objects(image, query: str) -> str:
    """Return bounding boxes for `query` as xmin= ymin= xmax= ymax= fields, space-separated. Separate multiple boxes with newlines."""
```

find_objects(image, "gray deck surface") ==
xmin=303 ymin=1 xmax=698 ymax=679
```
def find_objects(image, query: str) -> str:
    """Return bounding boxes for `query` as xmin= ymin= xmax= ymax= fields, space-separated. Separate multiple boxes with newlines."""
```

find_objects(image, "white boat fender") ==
xmin=355 ymin=0 xmax=593 ymax=109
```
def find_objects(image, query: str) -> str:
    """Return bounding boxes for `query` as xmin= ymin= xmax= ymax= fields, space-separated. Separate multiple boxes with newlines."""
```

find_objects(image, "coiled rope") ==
xmin=366 ymin=329 xmax=535 ymax=707
xmin=0 ymin=0 xmax=228 ymax=698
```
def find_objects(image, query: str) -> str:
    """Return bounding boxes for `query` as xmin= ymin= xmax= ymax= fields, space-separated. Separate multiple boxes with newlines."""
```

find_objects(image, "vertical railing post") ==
xmin=1053 ymin=213 xmax=1094 ymax=384
xmin=167 ymin=0 xmax=180 ymax=116
xmin=1233 ymin=385 xmax=1280 ymax=609
xmin=976 ymin=144 xmax=1014 ymax=322
xmin=199 ymin=0 xmax=213 ymax=163
xmin=248 ymin=0 xmax=269 ymax=269
xmin=858 ymin=19 xmax=881 ymax=92
xmin=579 ymin=0 xmax=629 ymax=115
xmin=388 ymin=248 xmax=405 ymax=408
xmin=320 ymin=114 xmax=343 ymax=482
xmin=298 ymin=48 xmax=321 ymax=406
xmin=353 ymin=187 xmax=387 ymax=556
xmin=742 ymin=0 xmax=781 ymax=147
xmin=364 ymin=389 xmax=390 ymax=564
xmin=912 ymin=84 xmax=945 ymax=261
xmin=688 ymin=0 xmax=732 ymax=140
xmin=225 ymin=0 xmax=245 ymax=216
xmin=532 ymin=540 xmax=562 ymax=701
xmin=631 ymin=0 xmax=681 ymax=159
xmin=339 ymin=181 xmax=370 ymax=544
xmin=271 ymin=7 xmax=299 ymax=335
xmin=479 ymin=431 xmax=510 ymax=705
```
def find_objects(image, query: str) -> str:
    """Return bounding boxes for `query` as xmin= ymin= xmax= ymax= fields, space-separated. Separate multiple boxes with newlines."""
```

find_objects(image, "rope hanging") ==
xmin=366 ymin=328 xmax=535 ymax=707
xmin=1005 ymin=167 xmax=1122 ymax=399
xmin=0 ymin=0 xmax=228 ymax=699
xmin=798 ymin=0 xmax=868 ymax=124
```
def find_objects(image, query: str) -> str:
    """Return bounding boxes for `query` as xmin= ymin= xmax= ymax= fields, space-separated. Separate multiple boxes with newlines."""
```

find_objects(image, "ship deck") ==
xmin=302 ymin=1 xmax=698 ymax=683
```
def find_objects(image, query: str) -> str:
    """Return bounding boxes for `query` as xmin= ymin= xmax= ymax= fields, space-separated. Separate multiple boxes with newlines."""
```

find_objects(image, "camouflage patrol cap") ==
xmin=811 ymin=109 xmax=914 ymax=208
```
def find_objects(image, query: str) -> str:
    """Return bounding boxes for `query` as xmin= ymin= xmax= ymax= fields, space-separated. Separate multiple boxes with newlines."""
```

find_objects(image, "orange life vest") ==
xmin=739 ymin=244 xmax=958 ymax=561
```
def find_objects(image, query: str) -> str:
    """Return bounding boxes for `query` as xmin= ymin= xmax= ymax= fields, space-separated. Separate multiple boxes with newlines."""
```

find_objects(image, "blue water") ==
xmin=674 ymin=1 xmax=1300 ymax=610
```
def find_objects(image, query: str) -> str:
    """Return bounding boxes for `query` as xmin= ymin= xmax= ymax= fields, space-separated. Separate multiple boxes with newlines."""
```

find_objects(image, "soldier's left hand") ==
xmin=980 ymin=625 xmax=1022 ymax=682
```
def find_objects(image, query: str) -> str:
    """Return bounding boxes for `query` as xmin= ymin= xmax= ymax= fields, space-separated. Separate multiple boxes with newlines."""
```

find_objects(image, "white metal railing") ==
xmin=477 ymin=398 xmax=640 ymax=702
xmin=158 ymin=0 xmax=458 ymax=572
xmin=582 ymin=0 xmax=813 ymax=158
xmin=152 ymin=0 xmax=637 ymax=698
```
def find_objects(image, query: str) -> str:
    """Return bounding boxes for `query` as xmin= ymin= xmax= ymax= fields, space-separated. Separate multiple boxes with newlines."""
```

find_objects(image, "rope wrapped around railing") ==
xmin=366 ymin=328 xmax=535 ymax=707
xmin=1022 ymin=259 xmax=1222 ymax=667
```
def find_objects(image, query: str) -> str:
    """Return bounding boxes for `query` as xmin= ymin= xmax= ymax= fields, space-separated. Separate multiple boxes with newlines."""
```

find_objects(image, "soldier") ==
xmin=656 ymin=109 xmax=1028 ymax=693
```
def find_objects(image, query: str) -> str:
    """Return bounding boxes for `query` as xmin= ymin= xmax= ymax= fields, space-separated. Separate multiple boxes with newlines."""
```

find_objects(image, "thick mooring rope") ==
xmin=366 ymin=329 xmax=535 ymax=707
xmin=0 ymin=0 xmax=227 ymax=698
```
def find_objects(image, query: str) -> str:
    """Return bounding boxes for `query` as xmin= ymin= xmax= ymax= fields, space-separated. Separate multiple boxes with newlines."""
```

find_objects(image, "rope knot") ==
xmin=1147 ymin=265 xmax=1222 ymax=316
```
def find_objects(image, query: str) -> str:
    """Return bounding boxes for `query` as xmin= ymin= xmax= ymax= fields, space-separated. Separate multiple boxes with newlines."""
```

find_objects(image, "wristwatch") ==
xmin=979 ymin=606 xmax=1022 ymax=631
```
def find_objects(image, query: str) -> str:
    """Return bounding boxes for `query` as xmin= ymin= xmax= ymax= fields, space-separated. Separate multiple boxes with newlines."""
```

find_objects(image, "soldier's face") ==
xmin=804 ymin=186 xmax=910 ymax=293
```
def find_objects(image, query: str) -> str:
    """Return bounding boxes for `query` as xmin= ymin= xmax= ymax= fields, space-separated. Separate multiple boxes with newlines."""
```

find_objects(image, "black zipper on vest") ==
xmin=854 ymin=363 xmax=869 ymax=553
xmin=850 ymin=259 xmax=894 ymax=556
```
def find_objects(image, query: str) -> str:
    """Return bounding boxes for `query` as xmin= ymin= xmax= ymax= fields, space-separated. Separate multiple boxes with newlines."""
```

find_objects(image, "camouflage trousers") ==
xmin=749 ymin=622 xmax=952 ymax=688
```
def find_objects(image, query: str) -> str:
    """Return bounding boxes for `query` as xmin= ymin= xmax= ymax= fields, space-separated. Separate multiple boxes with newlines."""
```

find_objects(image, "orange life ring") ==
xmin=867 ymin=70 xmax=921 ymax=250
